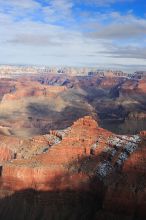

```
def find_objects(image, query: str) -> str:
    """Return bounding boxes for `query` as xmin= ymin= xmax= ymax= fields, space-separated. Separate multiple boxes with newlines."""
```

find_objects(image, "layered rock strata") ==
xmin=0 ymin=116 xmax=146 ymax=219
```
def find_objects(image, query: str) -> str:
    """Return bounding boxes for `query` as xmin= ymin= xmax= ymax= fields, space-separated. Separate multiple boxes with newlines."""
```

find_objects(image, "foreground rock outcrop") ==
xmin=0 ymin=116 xmax=146 ymax=219
xmin=1 ymin=116 xmax=104 ymax=187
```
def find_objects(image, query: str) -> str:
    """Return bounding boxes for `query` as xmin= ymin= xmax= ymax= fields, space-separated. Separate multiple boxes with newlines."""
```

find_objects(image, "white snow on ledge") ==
xmin=96 ymin=161 xmax=113 ymax=178
xmin=96 ymin=134 xmax=141 ymax=180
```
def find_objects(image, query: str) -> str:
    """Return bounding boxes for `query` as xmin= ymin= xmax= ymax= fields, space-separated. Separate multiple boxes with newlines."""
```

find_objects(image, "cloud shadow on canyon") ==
xmin=27 ymin=102 xmax=92 ymax=133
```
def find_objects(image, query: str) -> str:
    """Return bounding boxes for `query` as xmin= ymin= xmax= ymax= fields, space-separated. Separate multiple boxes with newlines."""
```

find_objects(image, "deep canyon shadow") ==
xmin=0 ymin=188 xmax=103 ymax=220
xmin=27 ymin=103 xmax=92 ymax=132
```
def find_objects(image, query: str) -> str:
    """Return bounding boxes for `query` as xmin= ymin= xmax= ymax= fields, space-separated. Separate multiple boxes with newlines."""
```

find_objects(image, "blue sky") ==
xmin=0 ymin=0 xmax=146 ymax=71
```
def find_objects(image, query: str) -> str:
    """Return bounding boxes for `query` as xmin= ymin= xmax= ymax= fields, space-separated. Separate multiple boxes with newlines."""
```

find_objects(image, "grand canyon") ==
xmin=1 ymin=0 xmax=146 ymax=218
xmin=0 ymin=66 xmax=146 ymax=219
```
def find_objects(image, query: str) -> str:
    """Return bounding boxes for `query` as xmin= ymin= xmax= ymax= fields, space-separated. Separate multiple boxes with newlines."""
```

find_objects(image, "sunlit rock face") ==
xmin=2 ymin=116 xmax=102 ymax=188
xmin=0 ymin=116 xmax=146 ymax=219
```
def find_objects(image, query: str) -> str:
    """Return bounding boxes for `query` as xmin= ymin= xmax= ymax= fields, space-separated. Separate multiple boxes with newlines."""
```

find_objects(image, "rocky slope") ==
xmin=0 ymin=116 xmax=146 ymax=219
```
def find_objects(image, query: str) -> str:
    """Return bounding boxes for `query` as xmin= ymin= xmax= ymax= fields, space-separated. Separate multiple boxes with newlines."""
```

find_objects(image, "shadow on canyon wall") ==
xmin=0 ymin=171 xmax=104 ymax=220
xmin=1 ymin=79 xmax=146 ymax=136
xmin=0 ymin=151 xmax=146 ymax=220
xmin=0 ymin=188 xmax=101 ymax=220
xmin=0 ymin=176 xmax=143 ymax=220
xmin=27 ymin=102 xmax=146 ymax=135
xmin=27 ymin=103 xmax=93 ymax=132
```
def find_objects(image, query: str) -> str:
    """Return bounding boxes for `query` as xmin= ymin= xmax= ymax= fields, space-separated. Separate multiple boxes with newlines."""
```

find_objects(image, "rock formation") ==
xmin=1 ymin=116 xmax=102 ymax=187
xmin=0 ymin=116 xmax=145 ymax=219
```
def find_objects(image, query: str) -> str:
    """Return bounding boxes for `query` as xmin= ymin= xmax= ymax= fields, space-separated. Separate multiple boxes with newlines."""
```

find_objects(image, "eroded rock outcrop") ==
xmin=1 ymin=116 xmax=110 ymax=188
xmin=0 ymin=116 xmax=146 ymax=219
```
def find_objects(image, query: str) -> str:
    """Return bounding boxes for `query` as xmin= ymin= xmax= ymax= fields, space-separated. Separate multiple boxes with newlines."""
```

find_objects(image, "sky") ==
xmin=0 ymin=0 xmax=146 ymax=71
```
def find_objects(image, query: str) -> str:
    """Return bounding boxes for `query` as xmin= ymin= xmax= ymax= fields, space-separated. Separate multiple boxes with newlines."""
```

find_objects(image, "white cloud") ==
xmin=0 ymin=0 xmax=145 ymax=71
xmin=0 ymin=0 xmax=40 ymax=9
xmin=80 ymin=0 xmax=133 ymax=6
xmin=43 ymin=0 xmax=74 ymax=22
xmin=87 ymin=12 xmax=146 ymax=39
